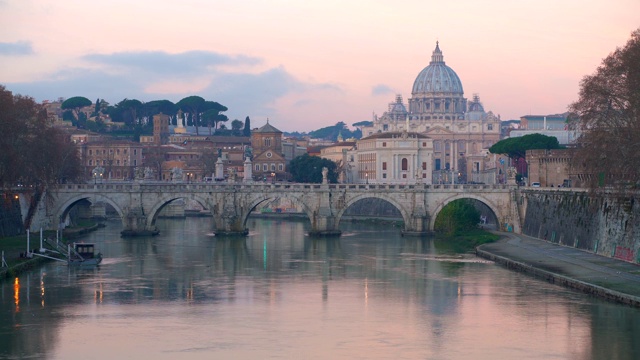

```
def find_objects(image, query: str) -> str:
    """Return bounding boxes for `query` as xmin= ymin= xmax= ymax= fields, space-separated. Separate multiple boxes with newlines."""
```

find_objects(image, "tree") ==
xmin=569 ymin=28 xmax=640 ymax=190
xmin=243 ymin=116 xmax=251 ymax=137
xmin=489 ymin=133 xmax=562 ymax=160
xmin=61 ymin=96 xmax=92 ymax=123
xmin=231 ymin=119 xmax=243 ymax=136
xmin=434 ymin=199 xmax=480 ymax=236
xmin=201 ymin=101 xmax=228 ymax=135
xmin=288 ymin=154 xmax=338 ymax=183
xmin=177 ymin=96 xmax=206 ymax=135
xmin=0 ymin=85 xmax=82 ymax=189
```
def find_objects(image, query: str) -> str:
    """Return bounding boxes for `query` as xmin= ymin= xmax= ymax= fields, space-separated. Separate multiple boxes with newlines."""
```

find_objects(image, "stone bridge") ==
xmin=34 ymin=182 xmax=522 ymax=237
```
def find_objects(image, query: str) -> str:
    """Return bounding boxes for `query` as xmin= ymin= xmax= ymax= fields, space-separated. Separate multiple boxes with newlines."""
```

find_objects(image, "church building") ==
xmin=355 ymin=42 xmax=501 ymax=184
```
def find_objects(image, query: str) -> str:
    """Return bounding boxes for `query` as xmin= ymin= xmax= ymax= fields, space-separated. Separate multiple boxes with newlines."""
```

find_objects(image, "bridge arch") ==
xmin=429 ymin=193 xmax=502 ymax=231
xmin=335 ymin=193 xmax=412 ymax=231
xmin=243 ymin=193 xmax=315 ymax=228
xmin=146 ymin=193 xmax=213 ymax=228
xmin=53 ymin=193 xmax=125 ymax=228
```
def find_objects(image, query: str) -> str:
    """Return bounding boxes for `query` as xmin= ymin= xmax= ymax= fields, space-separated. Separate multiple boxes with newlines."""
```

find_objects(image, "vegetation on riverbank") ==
xmin=433 ymin=199 xmax=500 ymax=253
xmin=434 ymin=229 xmax=500 ymax=254
xmin=0 ymin=220 xmax=101 ymax=279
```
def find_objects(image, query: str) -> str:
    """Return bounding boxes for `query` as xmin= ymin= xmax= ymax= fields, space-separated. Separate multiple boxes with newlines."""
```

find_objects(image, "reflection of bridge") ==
xmin=36 ymin=182 xmax=521 ymax=236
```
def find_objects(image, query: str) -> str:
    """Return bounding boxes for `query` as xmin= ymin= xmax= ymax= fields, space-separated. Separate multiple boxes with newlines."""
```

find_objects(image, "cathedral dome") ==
xmin=411 ymin=42 xmax=464 ymax=96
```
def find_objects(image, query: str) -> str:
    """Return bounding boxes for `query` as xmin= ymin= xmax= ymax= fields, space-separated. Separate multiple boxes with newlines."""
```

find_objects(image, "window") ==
xmin=382 ymin=173 xmax=387 ymax=179
xmin=435 ymin=159 xmax=441 ymax=170
xmin=264 ymin=138 xmax=271 ymax=147
xmin=402 ymin=174 xmax=407 ymax=178
xmin=382 ymin=142 xmax=386 ymax=147
xmin=255 ymin=164 xmax=260 ymax=171
xmin=263 ymin=164 xmax=268 ymax=171
xmin=88 ymin=160 xmax=92 ymax=166
xmin=89 ymin=150 xmax=92 ymax=155
xmin=382 ymin=162 xmax=387 ymax=170
xmin=422 ymin=162 xmax=426 ymax=170
xmin=133 ymin=160 xmax=137 ymax=166
xmin=134 ymin=149 xmax=137 ymax=155
xmin=271 ymin=164 xmax=276 ymax=171
xmin=278 ymin=164 xmax=283 ymax=171
xmin=422 ymin=142 xmax=426 ymax=147
xmin=116 ymin=160 xmax=120 ymax=165
xmin=401 ymin=158 xmax=408 ymax=171
xmin=488 ymin=124 xmax=493 ymax=131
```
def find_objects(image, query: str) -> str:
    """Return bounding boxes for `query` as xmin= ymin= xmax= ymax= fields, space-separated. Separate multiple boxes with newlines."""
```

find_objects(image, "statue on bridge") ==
xmin=171 ymin=167 xmax=183 ymax=182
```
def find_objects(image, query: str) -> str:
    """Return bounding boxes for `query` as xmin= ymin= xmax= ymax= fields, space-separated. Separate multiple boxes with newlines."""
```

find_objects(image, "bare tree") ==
xmin=569 ymin=28 xmax=640 ymax=191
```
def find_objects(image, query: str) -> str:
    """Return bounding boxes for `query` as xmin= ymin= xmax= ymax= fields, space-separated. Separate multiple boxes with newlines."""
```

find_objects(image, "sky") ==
xmin=1 ymin=0 xmax=638 ymax=132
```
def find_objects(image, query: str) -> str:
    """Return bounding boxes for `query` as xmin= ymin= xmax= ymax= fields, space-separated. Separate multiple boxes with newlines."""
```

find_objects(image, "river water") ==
xmin=1 ymin=217 xmax=639 ymax=360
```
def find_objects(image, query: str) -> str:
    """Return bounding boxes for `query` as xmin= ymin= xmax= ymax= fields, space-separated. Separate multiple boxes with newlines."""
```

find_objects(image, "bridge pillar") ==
xmin=309 ymin=190 xmax=341 ymax=236
xmin=402 ymin=207 xmax=430 ymax=237
xmin=309 ymin=213 xmax=341 ymax=236
xmin=213 ymin=198 xmax=248 ymax=237
xmin=120 ymin=207 xmax=159 ymax=237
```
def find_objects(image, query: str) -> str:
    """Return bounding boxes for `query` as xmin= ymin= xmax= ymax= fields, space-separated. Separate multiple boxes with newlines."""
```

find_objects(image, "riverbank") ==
xmin=0 ymin=223 xmax=103 ymax=279
xmin=476 ymin=232 xmax=640 ymax=308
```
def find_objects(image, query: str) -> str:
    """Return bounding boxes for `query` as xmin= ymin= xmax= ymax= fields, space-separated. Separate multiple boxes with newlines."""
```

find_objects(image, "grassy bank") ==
xmin=434 ymin=228 xmax=500 ymax=254
xmin=0 ymin=220 xmax=101 ymax=279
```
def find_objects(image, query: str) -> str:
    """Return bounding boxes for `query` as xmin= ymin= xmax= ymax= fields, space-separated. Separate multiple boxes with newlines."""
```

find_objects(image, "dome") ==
xmin=411 ymin=42 xmax=464 ymax=95
xmin=389 ymin=95 xmax=407 ymax=114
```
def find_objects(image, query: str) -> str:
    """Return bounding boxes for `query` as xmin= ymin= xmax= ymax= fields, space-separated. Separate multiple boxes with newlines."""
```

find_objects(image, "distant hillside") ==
xmin=285 ymin=121 xmax=361 ymax=141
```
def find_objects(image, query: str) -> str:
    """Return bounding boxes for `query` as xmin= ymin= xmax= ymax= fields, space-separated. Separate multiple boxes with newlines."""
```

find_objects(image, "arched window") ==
xmin=402 ymin=158 xmax=408 ymax=171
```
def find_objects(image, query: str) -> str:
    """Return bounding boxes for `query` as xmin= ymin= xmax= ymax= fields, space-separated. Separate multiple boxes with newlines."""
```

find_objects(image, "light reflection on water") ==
xmin=1 ymin=216 xmax=639 ymax=360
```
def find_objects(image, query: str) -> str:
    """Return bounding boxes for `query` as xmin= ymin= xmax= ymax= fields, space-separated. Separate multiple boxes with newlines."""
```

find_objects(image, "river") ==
xmin=1 ymin=216 xmax=639 ymax=359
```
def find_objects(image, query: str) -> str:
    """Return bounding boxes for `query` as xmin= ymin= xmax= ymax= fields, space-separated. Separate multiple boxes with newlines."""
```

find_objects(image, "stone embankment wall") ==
xmin=522 ymin=191 xmax=639 ymax=264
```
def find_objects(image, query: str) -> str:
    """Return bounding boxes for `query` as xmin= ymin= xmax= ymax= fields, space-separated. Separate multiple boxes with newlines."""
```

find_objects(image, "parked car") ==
xmin=531 ymin=182 xmax=541 ymax=187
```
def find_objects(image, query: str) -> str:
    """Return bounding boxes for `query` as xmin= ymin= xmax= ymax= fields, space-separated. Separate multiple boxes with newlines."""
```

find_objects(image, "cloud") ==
xmin=82 ymin=50 xmax=261 ymax=76
xmin=0 ymin=41 xmax=33 ymax=56
xmin=4 ymin=50 xmax=340 ymax=125
xmin=371 ymin=84 xmax=394 ymax=96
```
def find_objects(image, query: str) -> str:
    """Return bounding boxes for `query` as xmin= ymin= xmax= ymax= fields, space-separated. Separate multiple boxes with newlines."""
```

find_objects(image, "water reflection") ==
xmin=1 ymin=217 xmax=639 ymax=359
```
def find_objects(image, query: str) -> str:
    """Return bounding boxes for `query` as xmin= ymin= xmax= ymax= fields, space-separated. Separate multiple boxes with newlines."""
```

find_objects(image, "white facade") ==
xmin=346 ymin=132 xmax=433 ymax=184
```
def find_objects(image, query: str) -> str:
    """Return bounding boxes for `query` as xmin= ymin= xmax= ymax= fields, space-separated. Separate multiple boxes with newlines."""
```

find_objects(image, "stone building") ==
xmin=80 ymin=141 xmax=143 ymax=181
xmin=358 ymin=42 xmax=501 ymax=183
xmin=526 ymin=149 xmax=573 ymax=187
xmin=346 ymin=131 xmax=434 ymax=184
xmin=251 ymin=121 xmax=288 ymax=181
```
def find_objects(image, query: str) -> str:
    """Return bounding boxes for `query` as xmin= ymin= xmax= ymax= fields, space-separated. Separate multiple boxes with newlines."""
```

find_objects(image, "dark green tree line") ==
xmin=288 ymin=154 xmax=338 ymax=183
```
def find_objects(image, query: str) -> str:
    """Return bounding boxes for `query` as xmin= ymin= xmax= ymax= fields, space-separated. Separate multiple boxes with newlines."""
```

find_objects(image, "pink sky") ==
xmin=1 ymin=0 xmax=638 ymax=132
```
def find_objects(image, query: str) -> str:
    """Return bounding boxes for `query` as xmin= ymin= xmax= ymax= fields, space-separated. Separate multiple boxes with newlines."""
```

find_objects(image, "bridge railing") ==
xmin=55 ymin=182 xmax=518 ymax=192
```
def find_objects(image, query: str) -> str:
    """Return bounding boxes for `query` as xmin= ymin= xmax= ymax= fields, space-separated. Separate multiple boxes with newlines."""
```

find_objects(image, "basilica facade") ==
xmin=353 ymin=42 xmax=501 ymax=184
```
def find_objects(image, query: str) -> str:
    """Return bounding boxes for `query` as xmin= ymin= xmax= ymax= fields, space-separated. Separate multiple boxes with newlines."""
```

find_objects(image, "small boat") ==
xmin=68 ymin=243 xmax=103 ymax=266
xmin=36 ymin=238 xmax=103 ymax=266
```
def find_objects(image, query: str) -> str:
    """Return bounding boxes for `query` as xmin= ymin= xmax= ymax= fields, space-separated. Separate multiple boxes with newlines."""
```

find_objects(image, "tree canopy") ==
xmin=569 ymin=28 xmax=640 ymax=189
xmin=308 ymin=121 xmax=361 ymax=141
xmin=434 ymin=199 xmax=481 ymax=236
xmin=0 ymin=85 xmax=82 ymax=190
xmin=288 ymin=154 xmax=338 ymax=183
xmin=489 ymin=133 xmax=561 ymax=160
